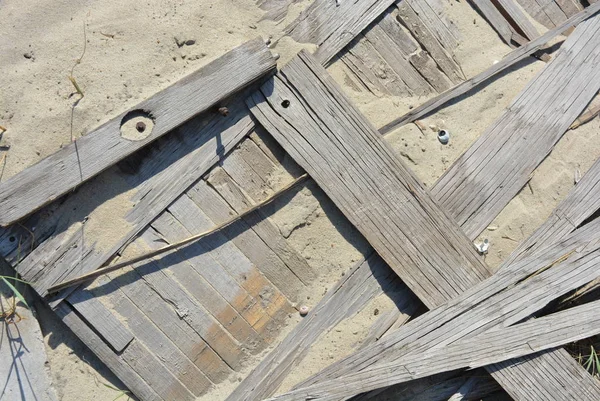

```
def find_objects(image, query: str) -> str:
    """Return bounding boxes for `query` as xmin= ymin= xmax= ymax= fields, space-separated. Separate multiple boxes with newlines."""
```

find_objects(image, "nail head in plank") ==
xmin=248 ymin=50 xmax=490 ymax=309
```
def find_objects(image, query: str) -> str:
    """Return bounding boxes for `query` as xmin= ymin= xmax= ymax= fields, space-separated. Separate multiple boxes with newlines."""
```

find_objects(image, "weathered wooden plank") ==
xmin=431 ymin=13 xmax=600 ymax=239
xmin=284 ymin=0 xmax=398 ymax=65
xmin=206 ymin=166 xmax=314 ymax=288
xmin=468 ymin=0 xmax=516 ymax=44
xmin=226 ymin=253 xmax=419 ymax=401
xmin=343 ymin=34 xmax=416 ymax=96
xmin=89 ymin=274 xmax=213 ymax=396
xmin=380 ymin=2 xmax=600 ymax=133
xmin=495 ymin=0 xmax=541 ymax=39
xmin=291 ymin=216 xmax=600 ymax=391
xmin=396 ymin=1 xmax=464 ymax=85
xmin=138 ymin=225 xmax=266 ymax=347
xmin=516 ymin=0 xmax=556 ymax=28
xmin=374 ymin=371 xmax=503 ymax=401
xmin=101 ymin=255 xmax=233 ymax=384
xmin=539 ymin=0 xmax=570 ymax=25
xmin=555 ymin=0 xmax=582 ymax=17
xmin=404 ymin=0 xmax=461 ymax=51
xmin=187 ymin=178 xmax=306 ymax=302
xmin=54 ymin=302 xmax=163 ymax=401
xmin=152 ymin=203 xmax=278 ymax=340
xmin=1 ymin=100 xmax=255 ymax=301
xmin=167 ymin=194 xmax=290 ymax=323
xmin=268 ymin=299 xmax=600 ymax=400
xmin=248 ymin=50 xmax=491 ymax=309
xmin=67 ymin=289 xmax=134 ymax=352
xmin=488 ymin=348 xmax=600 ymax=401
xmin=0 ymin=38 xmax=276 ymax=226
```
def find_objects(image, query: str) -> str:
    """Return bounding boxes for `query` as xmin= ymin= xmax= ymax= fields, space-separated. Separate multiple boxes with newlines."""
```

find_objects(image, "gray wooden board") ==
xmin=431 ymin=13 xmax=600 ymax=240
xmin=55 ymin=302 xmax=163 ymax=401
xmin=379 ymin=2 xmax=600 ymax=133
xmin=121 ymin=236 xmax=246 ymax=370
xmin=67 ymin=289 xmax=134 ymax=352
xmin=496 ymin=0 xmax=541 ymax=39
xmin=0 ymin=100 xmax=255 ymax=300
xmin=187 ymin=177 xmax=306 ymax=302
xmin=284 ymin=217 xmax=600 ymax=396
xmin=88 ymin=274 xmax=214 ymax=396
xmin=469 ymin=0 xmax=516 ymax=44
xmin=245 ymin=45 xmax=600 ymax=398
xmin=396 ymin=2 xmax=464 ymax=85
xmin=374 ymin=371 xmax=502 ymax=401
xmin=404 ymin=0 xmax=461 ymax=51
xmin=99 ymin=253 xmax=233 ymax=384
xmin=517 ymin=0 xmax=557 ymax=28
xmin=148 ymin=206 xmax=278 ymax=344
xmin=137 ymin=225 xmax=266 ymax=348
xmin=248 ymin=50 xmax=491 ymax=310
xmin=284 ymin=0 xmax=398 ymax=65
xmin=226 ymin=252 xmax=420 ymax=401
xmin=268 ymin=299 xmax=600 ymax=400
xmin=206 ymin=166 xmax=313 ymax=289
xmin=488 ymin=348 xmax=600 ymax=401
xmin=338 ymin=155 xmax=600 ymax=400
xmin=0 ymin=38 xmax=276 ymax=226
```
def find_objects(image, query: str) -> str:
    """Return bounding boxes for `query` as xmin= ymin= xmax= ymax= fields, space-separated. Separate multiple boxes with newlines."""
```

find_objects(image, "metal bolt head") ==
xmin=136 ymin=121 xmax=146 ymax=133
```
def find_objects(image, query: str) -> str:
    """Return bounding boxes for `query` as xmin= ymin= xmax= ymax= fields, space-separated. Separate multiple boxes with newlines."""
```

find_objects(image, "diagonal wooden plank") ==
xmin=380 ymin=2 xmax=600 ymax=134
xmin=0 ymin=38 xmax=276 ymax=227
xmin=495 ymin=0 xmax=541 ymax=39
xmin=267 ymin=298 xmax=600 ymax=401
xmin=250 ymin=45 xmax=600 ymax=398
xmin=226 ymin=253 xmax=419 ymax=401
xmin=431 ymin=13 xmax=600 ymax=239
xmin=248 ymin=50 xmax=492 ymax=310
xmin=282 ymin=216 xmax=600 ymax=398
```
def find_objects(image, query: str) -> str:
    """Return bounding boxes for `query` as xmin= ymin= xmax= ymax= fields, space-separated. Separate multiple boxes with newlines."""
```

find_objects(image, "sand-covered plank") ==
xmin=0 ymin=38 xmax=276 ymax=226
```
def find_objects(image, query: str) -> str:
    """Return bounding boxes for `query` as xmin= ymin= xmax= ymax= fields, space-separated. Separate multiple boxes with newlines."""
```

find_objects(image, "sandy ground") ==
xmin=2 ymin=0 xmax=600 ymax=400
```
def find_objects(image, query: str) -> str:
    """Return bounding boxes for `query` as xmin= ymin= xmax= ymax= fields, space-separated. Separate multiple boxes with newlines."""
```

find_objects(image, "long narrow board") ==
xmin=0 ymin=38 xmax=276 ymax=226
xmin=226 ymin=253 xmax=420 ymax=401
xmin=248 ymin=50 xmax=492 ymax=310
xmin=247 ymin=49 xmax=600 ymax=400
xmin=431 ymin=12 xmax=600 ymax=239
xmin=284 ymin=217 xmax=600 ymax=398
xmin=380 ymin=2 xmax=600 ymax=133
xmin=268 ymin=299 xmax=600 ymax=401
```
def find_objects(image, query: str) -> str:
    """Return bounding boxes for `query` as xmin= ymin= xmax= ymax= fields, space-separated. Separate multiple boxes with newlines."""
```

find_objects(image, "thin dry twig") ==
xmin=47 ymin=173 xmax=311 ymax=293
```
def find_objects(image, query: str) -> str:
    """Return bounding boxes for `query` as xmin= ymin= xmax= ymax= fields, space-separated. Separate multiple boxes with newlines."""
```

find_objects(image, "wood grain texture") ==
xmin=205 ymin=166 xmax=313 ymax=292
xmin=88 ymin=274 xmax=214 ymax=396
xmin=55 ymin=302 xmax=163 ymax=401
xmin=67 ymin=289 xmax=134 ymax=352
xmin=283 ymin=217 xmax=600 ymax=396
xmin=299 ymin=154 xmax=600 ymax=400
xmin=0 ymin=38 xmax=275 ymax=226
xmin=431 ymin=13 xmax=600 ymax=239
xmin=101 ymin=251 xmax=233 ymax=384
xmin=468 ymin=0 xmax=516 ymax=44
xmin=248 ymin=50 xmax=491 ymax=310
xmin=284 ymin=0 xmax=398 ymax=65
xmin=187 ymin=177 xmax=307 ymax=302
xmin=0 ymin=101 xmax=255 ymax=299
xmin=379 ymin=2 xmax=600 ymax=133
xmin=495 ymin=0 xmax=540 ymax=39
xmin=268 ymin=299 xmax=600 ymax=400
xmin=226 ymin=253 xmax=419 ymax=401
xmin=396 ymin=2 xmax=464 ymax=85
